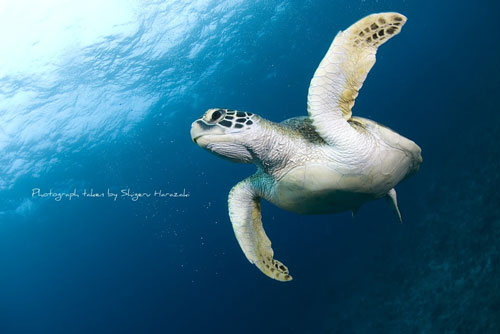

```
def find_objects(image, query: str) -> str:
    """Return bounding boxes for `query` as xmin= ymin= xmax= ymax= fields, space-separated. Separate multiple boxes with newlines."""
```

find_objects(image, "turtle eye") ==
xmin=206 ymin=109 xmax=224 ymax=123
xmin=211 ymin=109 xmax=222 ymax=121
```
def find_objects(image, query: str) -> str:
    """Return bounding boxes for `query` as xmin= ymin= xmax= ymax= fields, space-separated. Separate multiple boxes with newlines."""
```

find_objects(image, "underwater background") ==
xmin=1 ymin=0 xmax=499 ymax=333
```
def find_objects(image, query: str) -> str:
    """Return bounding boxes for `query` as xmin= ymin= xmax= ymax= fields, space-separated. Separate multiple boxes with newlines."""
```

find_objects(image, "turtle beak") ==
xmin=191 ymin=120 xmax=214 ymax=147
xmin=191 ymin=119 xmax=227 ymax=148
xmin=190 ymin=121 xmax=202 ymax=143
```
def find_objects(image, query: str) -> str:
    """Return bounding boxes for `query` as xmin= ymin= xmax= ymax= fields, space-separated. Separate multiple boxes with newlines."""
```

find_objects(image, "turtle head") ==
xmin=190 ymin=108 xmax=260 ymax=163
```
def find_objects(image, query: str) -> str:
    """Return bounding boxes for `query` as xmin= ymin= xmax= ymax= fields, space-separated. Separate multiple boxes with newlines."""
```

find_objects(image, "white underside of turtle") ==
xmin=190 ymin=12 xmax=422 ymax=282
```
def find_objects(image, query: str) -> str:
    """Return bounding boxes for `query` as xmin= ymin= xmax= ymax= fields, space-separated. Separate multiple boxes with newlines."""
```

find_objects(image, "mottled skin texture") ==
xmin=190 ymin=12 xmax=422 ymax=281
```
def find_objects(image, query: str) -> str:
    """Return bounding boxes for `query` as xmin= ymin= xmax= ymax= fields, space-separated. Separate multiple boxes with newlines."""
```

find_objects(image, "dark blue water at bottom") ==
xmin=0 ymin=0 xmax=499 ymax=333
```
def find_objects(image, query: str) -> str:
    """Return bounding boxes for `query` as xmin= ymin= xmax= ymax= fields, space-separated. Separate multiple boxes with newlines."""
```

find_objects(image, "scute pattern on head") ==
xmin=195 ymin=108 xmax=257 ymax=131
xmin=216 ymin=109 xmax=255 ymax=129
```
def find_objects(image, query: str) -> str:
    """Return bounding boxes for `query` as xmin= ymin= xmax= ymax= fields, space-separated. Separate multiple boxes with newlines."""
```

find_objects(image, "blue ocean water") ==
xmin=1 ymin=0 xmax=499 ymax=332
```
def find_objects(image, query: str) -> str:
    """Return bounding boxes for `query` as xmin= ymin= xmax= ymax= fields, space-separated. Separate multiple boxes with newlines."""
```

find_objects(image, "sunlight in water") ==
xmin=0 ymin=0 xmax=139 ymax=78
xmin=0 ymin=0 xmax=253 ymax=191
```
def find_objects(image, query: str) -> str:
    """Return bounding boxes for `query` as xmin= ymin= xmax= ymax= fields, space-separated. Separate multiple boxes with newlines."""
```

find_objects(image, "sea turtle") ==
xmin=190 ymin=12 xmax=422 ymax=281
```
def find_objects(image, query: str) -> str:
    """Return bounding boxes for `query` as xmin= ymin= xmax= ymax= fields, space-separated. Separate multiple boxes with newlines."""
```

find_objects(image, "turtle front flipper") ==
xmin=228 ymin=177 xmax=292 ymax=282
xmin=307 ymin=12 xmax=407 ymax=146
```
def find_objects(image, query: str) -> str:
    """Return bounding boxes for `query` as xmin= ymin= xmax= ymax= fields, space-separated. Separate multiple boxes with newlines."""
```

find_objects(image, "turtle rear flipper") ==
xmin=385 ymin=188 xmax=402 ymax=222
